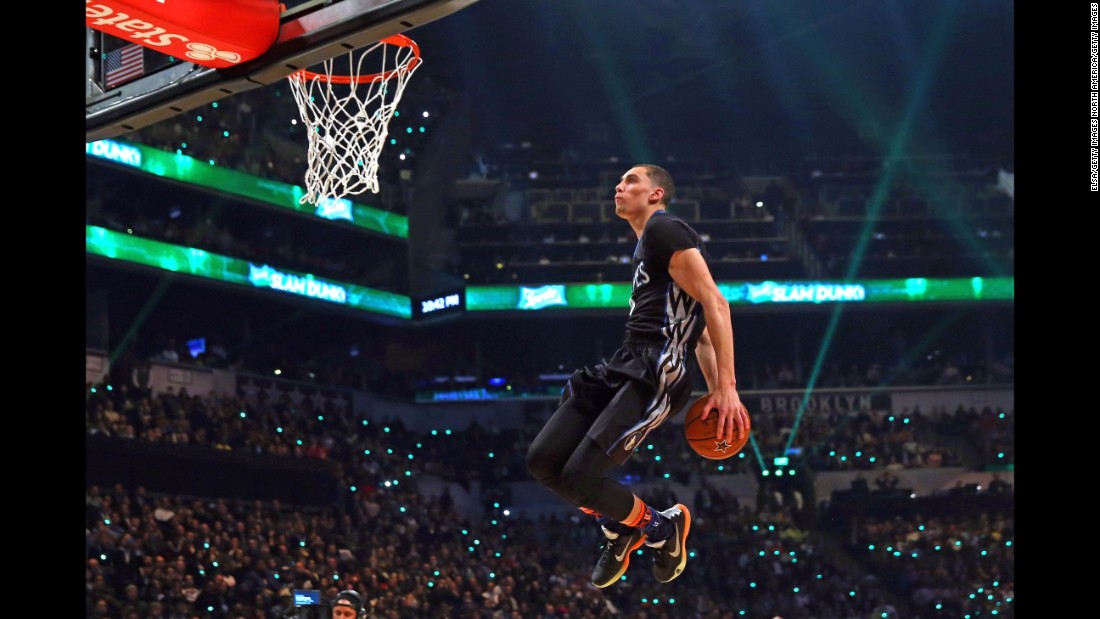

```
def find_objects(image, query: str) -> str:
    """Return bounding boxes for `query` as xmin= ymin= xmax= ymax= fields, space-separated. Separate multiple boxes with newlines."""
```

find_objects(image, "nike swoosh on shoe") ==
xmin=666 ymin=527 xmax=681 ymax=558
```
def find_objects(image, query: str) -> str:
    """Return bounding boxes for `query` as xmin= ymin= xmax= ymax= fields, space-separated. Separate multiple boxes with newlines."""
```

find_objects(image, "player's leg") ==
xmin=565 ymin=441 xmax=687 ymax=587
xmin=526 ymin=365 xmax=655 ymax=588
xmin=528 ymin=347 xmax=693 ymax=585
xmin=525 ymin=372 xmax=610 ymax=503
xmin=526 ymin=384 xmax=655 ymax=527
xmin=555 ymin=435 xmax=647 ymax=588
xmin=562 ymin=375 xmax=687 ymax=587
xmin=647 ymin=502 xmax=691 ymax=583
xmin=584 ymin=345 xmax=693 ymax=585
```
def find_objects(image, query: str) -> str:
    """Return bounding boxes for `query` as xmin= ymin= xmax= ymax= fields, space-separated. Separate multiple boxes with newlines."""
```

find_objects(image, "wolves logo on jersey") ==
xmin=632 ymin=261 xmax=650 ymax=289
xmin=630 ymin=261 xmax=650 ymax=315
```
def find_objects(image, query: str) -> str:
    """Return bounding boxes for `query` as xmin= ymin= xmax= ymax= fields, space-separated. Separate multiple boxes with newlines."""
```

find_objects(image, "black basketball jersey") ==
xmin=624 ymin=210 xmax=708 ymax=351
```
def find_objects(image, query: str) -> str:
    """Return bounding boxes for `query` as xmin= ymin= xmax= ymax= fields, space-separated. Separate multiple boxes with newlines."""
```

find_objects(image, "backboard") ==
xmin=86 ymin=0 xmax=477 ymax=142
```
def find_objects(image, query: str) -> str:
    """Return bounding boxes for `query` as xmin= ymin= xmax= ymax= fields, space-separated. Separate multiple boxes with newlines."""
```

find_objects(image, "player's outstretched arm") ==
xmin=669 ymin=247 xmax=750 ymax=443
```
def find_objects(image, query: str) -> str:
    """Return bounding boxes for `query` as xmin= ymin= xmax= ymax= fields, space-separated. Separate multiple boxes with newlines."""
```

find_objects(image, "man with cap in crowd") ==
xmin=331 ymin=590 xmax=364 ymax=619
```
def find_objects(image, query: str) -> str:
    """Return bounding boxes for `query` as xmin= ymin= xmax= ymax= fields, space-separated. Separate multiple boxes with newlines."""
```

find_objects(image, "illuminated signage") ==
xmin=315 ymin=197 xmax=354 ymax=223
xmin=421 ymin=293 xmax=461 ymax=314
xmin=413 ymin=289 xmax=465 ymax=318
xmin=85 ymin=139 xmax=142 ymax=168
xmin=86 ymin=139 xmax=408 ymax=238
xmin=86 ymin=225 xmax=411 ymax=319
xmin=517 ymin=285 xmax=568 ymax=310
xmin=747 ymin=281 xmax=866 ymax=304
xmin=427 ymin=388 xmax=501 ymax=401
xmin=247 ymin=263 xmax=348 ymax=304
xmin=467 ymin=278 xmax=1013 ymax=311
xmin=293 ymin=591 xmax=320 ymax=606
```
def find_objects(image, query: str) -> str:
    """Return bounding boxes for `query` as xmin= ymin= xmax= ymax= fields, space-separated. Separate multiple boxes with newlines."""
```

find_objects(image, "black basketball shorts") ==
xmin=560 ymin=342 xmax=694 ymax=466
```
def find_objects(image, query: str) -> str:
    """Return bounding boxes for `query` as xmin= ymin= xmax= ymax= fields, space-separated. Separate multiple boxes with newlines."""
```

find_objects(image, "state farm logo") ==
xmin=86 ymin=1 xmax=246 ymax=67
xmin=185 ymin=43 xmax=241 ymax=64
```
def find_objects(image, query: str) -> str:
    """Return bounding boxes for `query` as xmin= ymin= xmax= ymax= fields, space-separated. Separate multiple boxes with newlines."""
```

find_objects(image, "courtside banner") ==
xmin=86 ymin=0 xmax=281 ymax=69
xmin=740 ymin=391 xmax=893 ymax=416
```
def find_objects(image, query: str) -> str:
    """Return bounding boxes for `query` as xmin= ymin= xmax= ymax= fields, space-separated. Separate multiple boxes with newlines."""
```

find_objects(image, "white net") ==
xmin=286 ymin=35 xmax=422 ymax=206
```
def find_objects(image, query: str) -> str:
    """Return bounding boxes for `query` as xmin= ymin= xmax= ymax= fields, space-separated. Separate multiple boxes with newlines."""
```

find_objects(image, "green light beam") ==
xmin=743 ymin=433 xmax=769 ymax=474
xmin=108 ymin=277 xmax=173 ymax=382
xmin=573 ymin=3 xmax=654 ymax=162
xmin=781 ymin=2 xmax=964 ymax=459
xmin=877 ymin=307 xmax=969 ymax=388
xmin=603 ymin=1 xmax=873 ymax=112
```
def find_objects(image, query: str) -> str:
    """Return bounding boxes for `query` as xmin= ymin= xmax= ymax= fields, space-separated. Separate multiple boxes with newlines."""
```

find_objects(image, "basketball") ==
xmin=683 ymin=395 xmax=751 ymax=460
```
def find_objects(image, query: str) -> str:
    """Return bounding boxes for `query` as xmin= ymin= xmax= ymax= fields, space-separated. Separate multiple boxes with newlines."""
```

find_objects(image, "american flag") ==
xmin=105 ymin=44 xmax=144 ymax=89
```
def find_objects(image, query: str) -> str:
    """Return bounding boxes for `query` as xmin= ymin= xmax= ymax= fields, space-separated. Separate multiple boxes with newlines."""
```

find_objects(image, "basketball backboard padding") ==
xmin=86 ymin=0 xmax=478 ymax=142
xmin=87 ymin=0 xmax=281 ymax=70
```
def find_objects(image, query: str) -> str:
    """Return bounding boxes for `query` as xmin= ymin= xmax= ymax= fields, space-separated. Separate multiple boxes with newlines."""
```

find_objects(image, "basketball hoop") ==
xmin=286 ymin=34 xmax=422 ymax=206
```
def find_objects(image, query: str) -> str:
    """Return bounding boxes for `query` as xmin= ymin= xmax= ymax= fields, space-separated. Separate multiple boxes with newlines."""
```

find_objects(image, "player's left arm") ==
xmin=694 ymin=326 xmax=719 ymax=392
xmin=669 ymin=247 xmax=750 ymax=442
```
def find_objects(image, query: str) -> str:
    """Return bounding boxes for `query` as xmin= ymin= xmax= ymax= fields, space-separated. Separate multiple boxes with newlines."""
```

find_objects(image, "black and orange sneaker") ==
xmin=647 ymin=503 xmax=691 ymax=583
xmin=591 ymin=527 xmax=646 ymax=588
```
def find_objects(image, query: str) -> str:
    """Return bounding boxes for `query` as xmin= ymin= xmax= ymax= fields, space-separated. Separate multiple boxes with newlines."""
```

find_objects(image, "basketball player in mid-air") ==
xmin=526 ymin=164 xmax=751 ymax=587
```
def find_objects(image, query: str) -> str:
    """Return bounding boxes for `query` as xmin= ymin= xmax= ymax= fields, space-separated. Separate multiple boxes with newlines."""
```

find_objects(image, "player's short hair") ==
xmin=636 ymin=164 xmax=676 ymax=205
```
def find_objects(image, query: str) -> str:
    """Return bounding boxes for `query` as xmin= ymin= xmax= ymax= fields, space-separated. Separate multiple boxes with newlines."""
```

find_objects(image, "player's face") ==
xmin=614 ymin=166 xmax=660 ymax=219
xmin=332 ymin=606 xmax=357 ymax=619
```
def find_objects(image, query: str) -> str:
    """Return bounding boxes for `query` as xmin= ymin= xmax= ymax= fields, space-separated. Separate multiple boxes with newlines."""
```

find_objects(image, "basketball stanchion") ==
xmin=286 ymin=34 xmax=422 ymax=206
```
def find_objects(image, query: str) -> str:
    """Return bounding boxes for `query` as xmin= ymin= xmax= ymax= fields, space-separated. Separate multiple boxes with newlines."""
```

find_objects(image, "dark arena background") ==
xmin=85 ymin=1 xmax=1019 ymax=617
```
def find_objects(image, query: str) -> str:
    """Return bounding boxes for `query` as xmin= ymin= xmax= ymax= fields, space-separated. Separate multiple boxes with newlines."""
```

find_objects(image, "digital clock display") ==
xmin=413 ymin=290 xmax=465 ymax=318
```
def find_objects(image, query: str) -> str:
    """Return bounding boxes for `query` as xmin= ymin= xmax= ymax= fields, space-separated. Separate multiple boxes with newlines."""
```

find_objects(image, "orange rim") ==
xmin=290 ymin=34 xmax=420 ymax=84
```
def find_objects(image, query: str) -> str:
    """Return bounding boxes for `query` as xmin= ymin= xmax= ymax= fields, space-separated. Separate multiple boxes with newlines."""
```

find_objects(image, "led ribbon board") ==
xmin=87 ymin=225 xmax=411 ymax=319
xmin=86 ymin=139 xmax=409 ymax=238
xmin=466 ymin=278 xmax=1014 ymax=311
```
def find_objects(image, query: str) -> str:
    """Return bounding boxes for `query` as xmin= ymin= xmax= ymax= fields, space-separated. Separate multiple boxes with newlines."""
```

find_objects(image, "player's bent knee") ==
xmin=559 ymin=460 xmax=602 ymax=507
xmin=525 ymin=445 xmax=556 ymax=485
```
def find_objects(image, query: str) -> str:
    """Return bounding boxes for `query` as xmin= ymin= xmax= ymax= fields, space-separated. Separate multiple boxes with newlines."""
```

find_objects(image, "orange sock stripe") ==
xmin=579 ymin=506 xmax=601 ymax=518
xmin=622 ymin=496 xmax=649 ymax=528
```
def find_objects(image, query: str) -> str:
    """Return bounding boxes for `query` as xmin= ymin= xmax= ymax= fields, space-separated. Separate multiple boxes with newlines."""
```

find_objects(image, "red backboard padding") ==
xmin=86 ymin=0 xmax=281 ymax=69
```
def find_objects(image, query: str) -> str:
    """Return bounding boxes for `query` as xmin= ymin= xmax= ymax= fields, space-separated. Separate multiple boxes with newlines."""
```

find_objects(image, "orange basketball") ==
xmin=683 ymin=395 xmax=751 ymax=460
